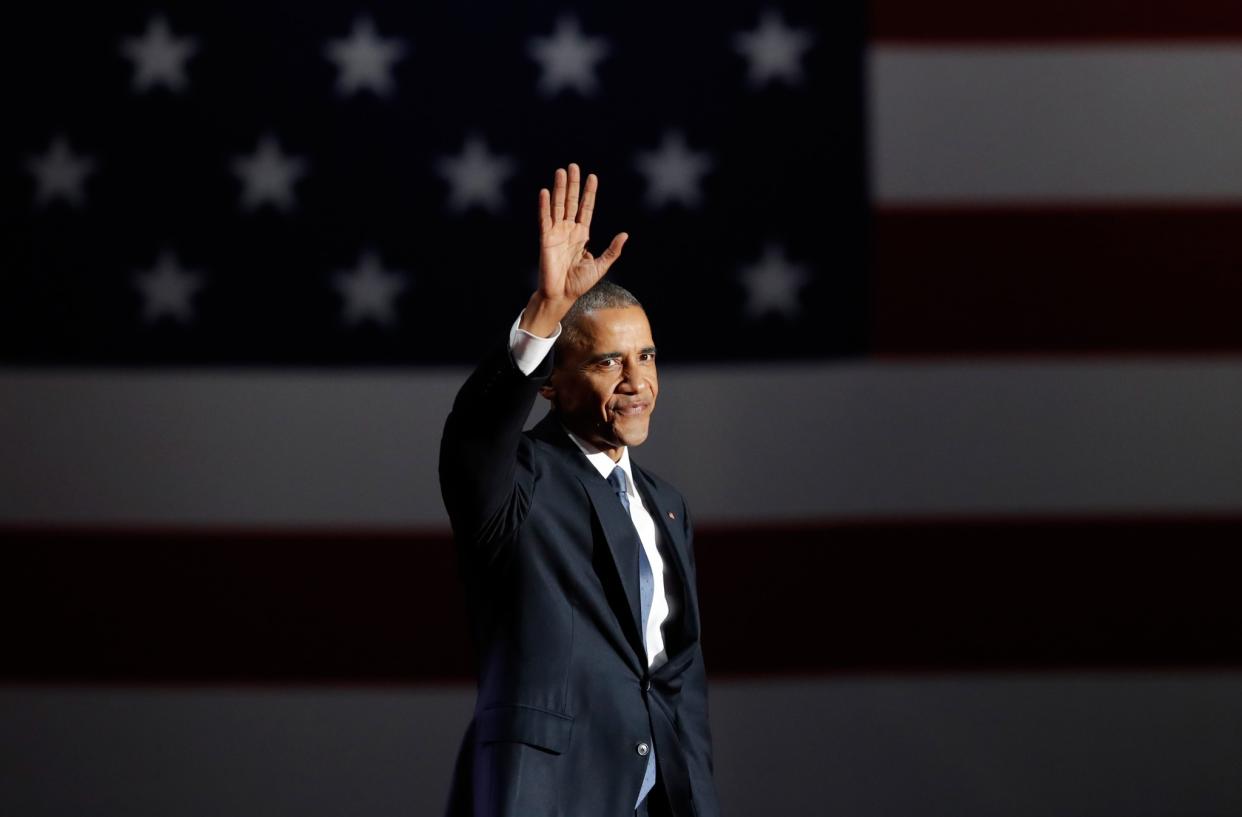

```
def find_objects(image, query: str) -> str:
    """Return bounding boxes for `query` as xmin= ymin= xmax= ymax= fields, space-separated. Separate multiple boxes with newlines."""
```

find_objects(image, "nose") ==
xmin=617 ymin=360 xmax=644 ymax=392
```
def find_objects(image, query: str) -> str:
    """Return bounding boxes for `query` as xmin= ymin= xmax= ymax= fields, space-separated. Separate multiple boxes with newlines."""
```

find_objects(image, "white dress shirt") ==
xmin=508 ymin=310 xmax=670 ymax=670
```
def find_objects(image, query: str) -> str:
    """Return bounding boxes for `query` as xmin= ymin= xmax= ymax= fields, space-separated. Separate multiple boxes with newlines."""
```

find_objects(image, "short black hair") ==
xmin=556 ymin=279 xmax=643 ymax=360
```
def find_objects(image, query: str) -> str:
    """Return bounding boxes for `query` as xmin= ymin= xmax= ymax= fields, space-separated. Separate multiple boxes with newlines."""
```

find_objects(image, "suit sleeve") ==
xmin=678 ymin=499 xmax=722 ymax=817
xmin=438 ymin=323 xmax=554 ymax=568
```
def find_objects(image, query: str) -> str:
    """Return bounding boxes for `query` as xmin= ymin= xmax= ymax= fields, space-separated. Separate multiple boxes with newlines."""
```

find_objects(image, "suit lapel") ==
xmin=530 ymin=412 xmax=648 ymax=666
xmin=633 ymin=465 xmax=700 ymax=656
xmin=579 ymin=473 xmax=648 ymax=660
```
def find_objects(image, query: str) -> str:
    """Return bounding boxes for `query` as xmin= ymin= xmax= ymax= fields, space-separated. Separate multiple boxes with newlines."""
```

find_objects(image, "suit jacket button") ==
xmin=642 ymin=678 xmax=651 ymax=692
xmin=636 ymin=742 xmax=650 ymax=757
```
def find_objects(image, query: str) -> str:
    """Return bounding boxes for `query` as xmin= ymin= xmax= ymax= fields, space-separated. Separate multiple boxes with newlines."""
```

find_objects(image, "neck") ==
xmin=559 ymin=419 xmax=626 ymax=463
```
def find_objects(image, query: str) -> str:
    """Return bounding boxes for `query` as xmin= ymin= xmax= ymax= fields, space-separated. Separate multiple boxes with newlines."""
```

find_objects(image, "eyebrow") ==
xmin=587 ymin=346 xmax=658 ymax=364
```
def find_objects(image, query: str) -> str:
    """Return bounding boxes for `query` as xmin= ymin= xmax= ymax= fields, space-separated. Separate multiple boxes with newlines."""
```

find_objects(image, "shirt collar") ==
xmin=562 ymin=425 xmax=634 ymax=495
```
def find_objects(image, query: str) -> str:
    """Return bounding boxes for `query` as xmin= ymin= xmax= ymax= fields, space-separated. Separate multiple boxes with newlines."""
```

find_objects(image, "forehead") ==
xmin=574 ymin=306 xmax=654 ymax=349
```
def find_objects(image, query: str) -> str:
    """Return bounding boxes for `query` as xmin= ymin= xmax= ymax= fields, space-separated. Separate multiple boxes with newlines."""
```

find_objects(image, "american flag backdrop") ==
xmin=4 ymin=2 xmax=1242 ymax=816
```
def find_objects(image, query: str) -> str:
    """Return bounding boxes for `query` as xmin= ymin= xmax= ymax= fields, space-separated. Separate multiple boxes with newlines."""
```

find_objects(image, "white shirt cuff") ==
xmin=509 ymin=309 xmax=561 ymax=376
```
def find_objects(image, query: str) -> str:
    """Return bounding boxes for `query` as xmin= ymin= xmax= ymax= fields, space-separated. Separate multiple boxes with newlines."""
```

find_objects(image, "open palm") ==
xmin=538 ymin=164 xmax=628 ymax=302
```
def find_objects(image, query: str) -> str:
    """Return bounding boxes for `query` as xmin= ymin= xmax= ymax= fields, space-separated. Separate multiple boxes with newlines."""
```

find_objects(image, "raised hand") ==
xmin=521 ymin=163 xmax=628 ymax=336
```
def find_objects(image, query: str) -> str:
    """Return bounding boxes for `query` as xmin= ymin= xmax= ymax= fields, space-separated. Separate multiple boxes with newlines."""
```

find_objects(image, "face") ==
xmin=540 ymin=306 xmax=658 ymax=459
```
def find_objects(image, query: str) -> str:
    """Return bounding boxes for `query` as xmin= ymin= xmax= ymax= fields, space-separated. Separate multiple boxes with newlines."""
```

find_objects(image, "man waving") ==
xmin=439 ymin=162 xmax=720 ymax=817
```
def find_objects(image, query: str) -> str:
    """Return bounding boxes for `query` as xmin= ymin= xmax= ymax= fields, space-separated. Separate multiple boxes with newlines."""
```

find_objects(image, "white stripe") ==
xmin=4 ymin=360 xmax=1242 ymax=526
xmin=871 ymin=45 xmax=1242 ymax=202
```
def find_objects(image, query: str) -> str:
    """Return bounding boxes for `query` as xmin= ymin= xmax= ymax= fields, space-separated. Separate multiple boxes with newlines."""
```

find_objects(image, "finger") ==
xmin=538 ymin=188 xmax=551 ymax=234
xmin=552 ymin=167 xmax=566 ymax=222
xmin=595 ymin=232 xmax=628 ymax=272
xmin=578 ymin=173 xmax=598 ymax=227
xmin=565 ymin=163 xmax=581 ymax=222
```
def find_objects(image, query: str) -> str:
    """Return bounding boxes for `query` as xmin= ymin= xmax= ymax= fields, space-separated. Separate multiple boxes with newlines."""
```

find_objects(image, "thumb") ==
xmin=596 ymin=232 xmax=628 ymax=272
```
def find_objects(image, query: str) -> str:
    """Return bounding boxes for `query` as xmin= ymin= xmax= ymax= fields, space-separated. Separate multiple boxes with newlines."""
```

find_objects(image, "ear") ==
xmin=538 ymin=369 xmax=557 ymax=401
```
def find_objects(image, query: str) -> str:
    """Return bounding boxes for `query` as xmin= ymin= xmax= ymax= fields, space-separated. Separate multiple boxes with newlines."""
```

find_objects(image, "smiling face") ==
xmin=540 ymin=306 xmax=658 ymax=461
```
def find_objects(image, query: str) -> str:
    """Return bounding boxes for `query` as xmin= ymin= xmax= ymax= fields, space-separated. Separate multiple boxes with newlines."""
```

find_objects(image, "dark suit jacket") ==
xmin=438 ymin=333 xmax=720 ymax=817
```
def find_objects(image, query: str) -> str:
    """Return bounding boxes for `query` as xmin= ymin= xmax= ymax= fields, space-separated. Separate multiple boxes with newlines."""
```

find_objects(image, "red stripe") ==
xmin=872 ymin=206 xmax=1242 ymax=355
xmin=6 ymin=517 xmax=1242 ymax=682
xmin=872 ymin=1 xmax=1242 ymax=42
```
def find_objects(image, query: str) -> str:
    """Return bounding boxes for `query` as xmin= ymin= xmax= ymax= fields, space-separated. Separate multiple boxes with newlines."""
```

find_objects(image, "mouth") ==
xmin=612 ymin=401 xmax=649 ymax=417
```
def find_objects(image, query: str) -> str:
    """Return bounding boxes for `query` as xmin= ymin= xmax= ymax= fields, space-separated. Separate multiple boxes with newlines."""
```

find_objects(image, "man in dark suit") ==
xmin=439 ymin=163 xmax=720 ymax=817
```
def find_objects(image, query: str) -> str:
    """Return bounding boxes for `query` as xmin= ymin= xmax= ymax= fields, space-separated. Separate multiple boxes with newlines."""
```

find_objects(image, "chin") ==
xmin=616 ymin=422 xmax=651 ymax=448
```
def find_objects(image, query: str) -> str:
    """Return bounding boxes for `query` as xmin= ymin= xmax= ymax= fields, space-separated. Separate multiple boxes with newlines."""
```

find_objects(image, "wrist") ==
xmin=520 ymin=292 xmax=572 ymax=337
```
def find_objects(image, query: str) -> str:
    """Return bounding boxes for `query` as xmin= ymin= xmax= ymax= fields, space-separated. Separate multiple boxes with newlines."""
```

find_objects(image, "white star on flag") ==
xmin=25 ymin=135 xmax=97 ymax=208
xmin=733 ymin=9 xmax=815 ymax=88
xmin=738 ymin=243 xmax=811 ymax=319
xmin=634 ymin=130 xmax=714 ymax=209
xmin=231 ymin=134 xmax=308 ymax=213
xmin=333 ymin=249 xmax=410 ymax=328
xmin=132 ymin=249 xmax=204 ymax=324
xmin=435 ymin=134 xmax=517 ymax=214
xmin=527 ymin=14 xmax=610 ymax=98
xmin=324 ymin=16 xmax=408 ymax=98
xmin=120 ymin=14 xmax=199 ymax=94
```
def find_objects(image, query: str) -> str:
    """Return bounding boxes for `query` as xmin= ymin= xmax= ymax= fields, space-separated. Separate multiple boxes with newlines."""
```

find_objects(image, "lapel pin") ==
xmin=667 ymin=511 xmax=676 ymax=520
